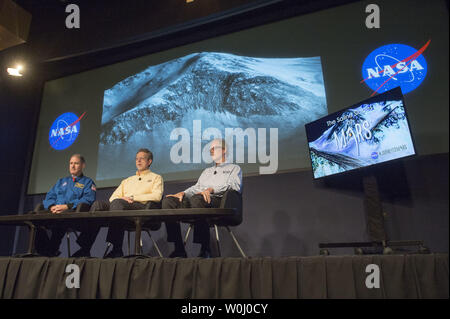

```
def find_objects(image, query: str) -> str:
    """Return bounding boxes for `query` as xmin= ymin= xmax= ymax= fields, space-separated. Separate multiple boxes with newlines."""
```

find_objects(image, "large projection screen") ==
xmin=28 ymin=0 xmax=449 ymax=194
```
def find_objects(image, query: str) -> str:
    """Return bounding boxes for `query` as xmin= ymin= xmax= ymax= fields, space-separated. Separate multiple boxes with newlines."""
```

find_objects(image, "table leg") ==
xmin=134 ymin=218 xmax=142 ymax=255
xmin=26 ymin=222 xmax=36 ymax=255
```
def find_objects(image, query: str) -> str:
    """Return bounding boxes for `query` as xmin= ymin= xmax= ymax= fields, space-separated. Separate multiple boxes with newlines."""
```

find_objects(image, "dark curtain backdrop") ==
xmin=0 ymin=254 xmax=447 ymax=299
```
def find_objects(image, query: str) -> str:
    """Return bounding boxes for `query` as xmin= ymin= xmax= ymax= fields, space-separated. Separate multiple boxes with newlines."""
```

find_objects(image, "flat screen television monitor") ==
xmin=305 ymin=87 xmax=416 ymax=179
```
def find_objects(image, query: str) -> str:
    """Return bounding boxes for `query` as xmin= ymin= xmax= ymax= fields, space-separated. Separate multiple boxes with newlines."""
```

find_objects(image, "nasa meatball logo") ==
xmin=49 ymin=112 xmax=85 ymax=150
xmin=362 ymin=40 xmax=430 ymax=95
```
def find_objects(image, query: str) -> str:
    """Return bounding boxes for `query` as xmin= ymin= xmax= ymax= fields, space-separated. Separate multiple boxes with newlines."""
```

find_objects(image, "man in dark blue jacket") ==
xmin=35 ymin=154 xmax=97 ymax=257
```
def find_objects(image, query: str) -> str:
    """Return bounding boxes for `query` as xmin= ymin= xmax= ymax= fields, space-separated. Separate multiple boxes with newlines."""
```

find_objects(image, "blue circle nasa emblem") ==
xmin=371 ymin=152 xmax=378 ymax=160
xmin=49 ymin=112 xmax=81 ymax=150
xmin=362 ymin=43 xmax=428 ymax=95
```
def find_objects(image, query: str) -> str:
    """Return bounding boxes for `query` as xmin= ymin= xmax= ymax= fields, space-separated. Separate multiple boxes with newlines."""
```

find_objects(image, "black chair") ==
xmin=32 ymin=202 xmax=91 ymax=257
xmin=183 ymin=190 xmax=247 ymax=257
xmin=103 ymin=201 xmax=164 ymax=257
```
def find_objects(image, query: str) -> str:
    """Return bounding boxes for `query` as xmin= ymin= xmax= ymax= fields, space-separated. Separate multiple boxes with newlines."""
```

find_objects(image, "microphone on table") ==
xmin=214 ymin=171 xmax=217 ymax=175
xmin=139 ymin=177 xmax=141 ymax=180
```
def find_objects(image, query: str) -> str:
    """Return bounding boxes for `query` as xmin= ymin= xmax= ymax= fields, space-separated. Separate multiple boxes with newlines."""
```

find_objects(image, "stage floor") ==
xmin=0 ymin=254 xmax=447 ymax=299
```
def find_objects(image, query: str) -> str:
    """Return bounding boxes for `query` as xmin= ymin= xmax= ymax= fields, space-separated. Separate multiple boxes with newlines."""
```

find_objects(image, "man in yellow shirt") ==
xmin=94 ymin=148 xmax=163 ymax=258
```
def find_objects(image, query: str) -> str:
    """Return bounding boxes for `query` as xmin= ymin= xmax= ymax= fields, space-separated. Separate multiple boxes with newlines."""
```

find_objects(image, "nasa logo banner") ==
xmin=49 ymin=112 xmax=81 ymax=150
xmin=362 ymin=43 xmax=428 ymax=95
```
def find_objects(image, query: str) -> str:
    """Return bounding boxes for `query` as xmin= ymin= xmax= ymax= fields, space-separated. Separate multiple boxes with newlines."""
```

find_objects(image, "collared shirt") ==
xmin=109 ymin=169 xmax=163 ymax=204
xmin=184 ymin=162 xmax=242 ymax=198
xmin=43 ymin=175 xmax=96 ymax=210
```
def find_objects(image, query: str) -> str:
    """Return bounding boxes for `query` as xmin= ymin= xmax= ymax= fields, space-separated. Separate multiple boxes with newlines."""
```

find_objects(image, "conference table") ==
xmin=0 ymin=208 xmax=235 ymax=256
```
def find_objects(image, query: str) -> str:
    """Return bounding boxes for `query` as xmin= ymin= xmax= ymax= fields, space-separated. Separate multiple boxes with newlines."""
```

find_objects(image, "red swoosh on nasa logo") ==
xmin=50 ymin=111 xmax=86 ymax=148
xmin=360 ymin=39 xmax=431 ymax=96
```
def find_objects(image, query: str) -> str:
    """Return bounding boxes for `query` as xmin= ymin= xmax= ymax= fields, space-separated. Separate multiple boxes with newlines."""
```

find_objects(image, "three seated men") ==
xmin=35 ymin=139 xmax=242 ymax=258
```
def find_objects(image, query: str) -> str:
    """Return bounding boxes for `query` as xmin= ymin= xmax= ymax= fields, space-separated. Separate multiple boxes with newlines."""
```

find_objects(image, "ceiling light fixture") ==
xmin=7 ymin=65 xmax=23 ymax=77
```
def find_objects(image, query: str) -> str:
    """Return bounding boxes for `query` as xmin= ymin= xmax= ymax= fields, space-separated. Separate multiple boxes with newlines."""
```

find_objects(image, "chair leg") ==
xmin=214 ymin=224 xmax=221 ymax=257
xmin=226 ymin=226 xmax=247 ymax=258
xmin=66 ymin=233 xmax=71 ymax=257
xmin=103 ymin=242 xmax=112 ymax=258
xmin=184 ymin=224 xmax=192 ymax=246
xmin=146 ymin=230 xmax=163 ymax=257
